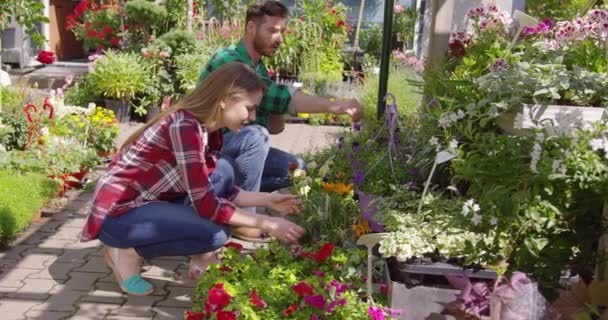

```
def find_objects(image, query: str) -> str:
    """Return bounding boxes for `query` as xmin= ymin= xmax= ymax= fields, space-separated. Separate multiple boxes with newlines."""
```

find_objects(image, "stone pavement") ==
xmin=0 ymin=123 xmax=347 ymax=320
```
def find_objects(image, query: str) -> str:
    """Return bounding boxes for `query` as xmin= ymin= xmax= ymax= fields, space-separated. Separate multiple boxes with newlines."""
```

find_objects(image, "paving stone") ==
xmin=0 ymin=285 xmax=22 ymax=298
xmin=31 ymin=289 xmax=81 ymax=312
xmin=62 ymin=271 xmax=104 ymax=291
xmin=79 ymin=282 xmax=126 ymax=304
xmin=28 ymin=262 xmax=80 ymax=281
xmin=15 ymin=254 xmax=57 ymax=269
xmin=0 ymin=299 xmax=40 ymax=315
xmin=155 ymin=286 xmax=193 ymax=308
xmin=0 ymin=258 xmax=19 ymax=269
xmin=8 ymin=278 xmax=58 ymax=300
xmin=0 ymin=269 xmax=40 ymax=287
xmin=106 ymin=316 xmax=151 ymax=320
xmin=141 ymin=265 xmax=178 ymax=280
xmin=167 ymin=264 xmax=197 ymax=288
xmin=36 ymin=220 xmax=66 ymax=233
xmin=37 ymin=239 xmax=76 ymax=250
xmin=0 ymin=245 xmax=36 ymax=260
xmin=73 ymin=256 xmax=108 ymax=273
xmin=146 ymin=259 xmax=184 ymax=272
xmin=60 ymin=217 xmax=87 ymax=228
xmin=47 ymin=227 xmax=82 ymax=240
xmin=110 ymin=295 xmax=164 ymax=318
xmin=21 ymin=232 xmax=52 ymax=245
xmin=24 ymin=310 xmax=73 ymax=320
xmin=65 ymin=239 xmax=102 ymax=250
xmin=152 ymin=306 xmax=189 ymax=320
xmin=71 ymin=302 xmax=121 ymax=319
xmin=56 ymin=248 xmax=95 ymax=263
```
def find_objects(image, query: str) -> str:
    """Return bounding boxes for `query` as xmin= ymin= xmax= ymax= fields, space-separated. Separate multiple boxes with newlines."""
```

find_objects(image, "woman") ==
xmin=81 ymin=62 xmax=305 ymax=296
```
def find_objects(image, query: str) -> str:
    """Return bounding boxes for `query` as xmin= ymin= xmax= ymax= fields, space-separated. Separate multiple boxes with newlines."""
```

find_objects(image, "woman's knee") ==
xmin=241 ymin=125 xmax=270 ymax=150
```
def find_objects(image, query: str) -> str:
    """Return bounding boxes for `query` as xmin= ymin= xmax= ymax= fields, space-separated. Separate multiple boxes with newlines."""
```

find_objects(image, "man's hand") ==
xmin=266 ymin=193 xmax=301 ymax=215
xmin=328 ymin=99 xmax=362 ymax=122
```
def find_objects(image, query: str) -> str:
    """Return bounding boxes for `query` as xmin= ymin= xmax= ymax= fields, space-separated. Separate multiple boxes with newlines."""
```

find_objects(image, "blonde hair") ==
xmin=121 ymin=62 xmax=266 ymax=149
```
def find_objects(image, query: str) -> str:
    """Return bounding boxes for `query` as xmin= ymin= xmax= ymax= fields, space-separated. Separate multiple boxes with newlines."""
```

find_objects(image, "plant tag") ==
xmin=435 ymin=150 xmax=456 ymax=164
xmin=513 ymin=10 xmax=539 ymax=28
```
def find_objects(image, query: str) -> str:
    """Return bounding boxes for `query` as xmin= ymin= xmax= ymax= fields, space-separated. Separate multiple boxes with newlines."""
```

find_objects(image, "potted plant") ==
xmin=65 ymin=0 xmax=122 ymax=52
xmin=136 ymin=45 xmax=175 ymax=121
xmin=88 ymin=51 xmax=150 ymax=123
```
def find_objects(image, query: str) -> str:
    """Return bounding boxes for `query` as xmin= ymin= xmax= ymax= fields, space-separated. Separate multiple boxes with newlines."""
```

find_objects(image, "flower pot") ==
xmin=386 ymin=258 xmax=496 ymax=320
xmin=495 ymin=103 xmax=607 ymax=136
xmin=146 ymin=106 xmax=162 ymax=122
xmin=51 ymin=170 xmax=90 ymax=197
xmin=104 ymin=99 xmax=131 ymax=123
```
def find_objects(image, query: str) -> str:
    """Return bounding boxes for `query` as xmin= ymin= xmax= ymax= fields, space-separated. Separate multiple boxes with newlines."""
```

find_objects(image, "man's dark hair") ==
xmin=246 ymin=0 xmax=289 ymax=25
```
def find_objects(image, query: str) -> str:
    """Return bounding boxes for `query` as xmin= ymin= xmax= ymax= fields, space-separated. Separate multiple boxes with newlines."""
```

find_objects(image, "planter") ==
xmin=104 ymin=99 xmax=132 ymax=123
xmin=146 ymin=106 xmax=162 ymax=122
xmin=386 ymin=258 xmax=496 ymax=320
xmin=51 ymin=170 xmax=90 ymax=197
xmin=495 ymin=103 xmax=607 ymax=136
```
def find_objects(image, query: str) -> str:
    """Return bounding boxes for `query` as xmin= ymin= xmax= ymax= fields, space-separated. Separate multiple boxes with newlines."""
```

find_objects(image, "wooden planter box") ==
xmin=495 ymin=104 xmax=607 ymax=136
xmin=386 ymin=259 xmax=496 ymax=320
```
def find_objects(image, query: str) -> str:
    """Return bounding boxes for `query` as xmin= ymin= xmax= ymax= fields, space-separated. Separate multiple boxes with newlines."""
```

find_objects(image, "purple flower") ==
xmin=408 ymin=168 xmax=419 ymax=176
xmin=311 ymin=315 xmax=319 ymax=320
xmin=326 ymin=298 xmax=347 ymax=312
xmin=304 ymin=294 xmax=326 ymax=311
xmin=311 ymin=270 xmax=325 ymax=277
xmin=353 ymin=170 xmax=365 ymax=185
xmin=326 ymin=280 xmax=346 ymax=297
xmin=351 ymin=160 xmax=360 ymax=169
xmin=368 ymin=306 xmax=385 ymax=320
xmin=352 ymin=141 xmax=360 ymax=151
xmin=353 ymin=122 xmax=361 ymax=131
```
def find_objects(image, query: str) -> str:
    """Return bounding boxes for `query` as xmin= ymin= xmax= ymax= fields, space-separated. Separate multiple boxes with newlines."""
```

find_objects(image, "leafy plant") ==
xmin=0 ymin=0 xmax=49 ymax=45
xmin=89 ymin=51 xmax=150 ymax=101
xmin=65 ymin=0 xmax=122 ymax=52
xmin=189 ymin=242 xmax=396 ymax=319
xmin=154 ymin=29 xmax=197 ymax=56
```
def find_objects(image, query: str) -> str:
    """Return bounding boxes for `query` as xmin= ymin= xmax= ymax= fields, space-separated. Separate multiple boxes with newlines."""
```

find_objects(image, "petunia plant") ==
xmin=187 ymin=242 xmax=396 ymax=320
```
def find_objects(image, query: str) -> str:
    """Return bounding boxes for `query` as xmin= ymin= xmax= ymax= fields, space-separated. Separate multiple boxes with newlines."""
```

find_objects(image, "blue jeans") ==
xmin=222 ymin=125 xmax=305 ymax=193
xmin=98 ymin=159 xmax=234 ymax=258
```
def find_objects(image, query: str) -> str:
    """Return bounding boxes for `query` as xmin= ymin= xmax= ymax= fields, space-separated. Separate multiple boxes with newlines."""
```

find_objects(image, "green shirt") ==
xmin=198 ymin=40 xmax=292 ymax=127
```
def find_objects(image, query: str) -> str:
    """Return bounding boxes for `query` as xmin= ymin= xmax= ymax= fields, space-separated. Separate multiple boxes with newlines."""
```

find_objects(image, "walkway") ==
xmin=0 ymin=123 xmax=347 ymax=320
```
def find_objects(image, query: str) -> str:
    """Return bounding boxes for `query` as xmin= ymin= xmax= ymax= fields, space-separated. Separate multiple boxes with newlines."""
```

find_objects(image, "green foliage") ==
xmin=124 ymin=0 xmax=168 ymax=31
xmin=64 ymin=75 xmax=99 ymax=107
xmin=392 ymin=4 xmax=417 ymax=44
xmin=175 ymin=50 xmax=213 ymax=93
xmin=89 ymin=51 xmax=150 ymax=101
xmin=0 ymin=171 xmax=56 ymax=242
xmin=0 ymin=0 xmax=49 ymax=45
xmin=359 ymin=24 xmax=383 ymax=60
xmin=161 ymin=0 xmax=204 ymax=29
xmin=154 ymin=29 xmax=197 ymax=56
xmin=526 ymin=0 xmax=590 ymax=20
xmin=0 ymin=86 xmax=32 ymax=151
xmin=191 ymin=242 xmax=392 ymax=319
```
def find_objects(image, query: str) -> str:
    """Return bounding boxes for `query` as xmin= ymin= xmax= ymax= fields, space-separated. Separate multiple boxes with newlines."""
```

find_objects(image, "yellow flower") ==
xmin=321 ymin=182 xmax=354 ymax=196
xmin=78 ymin=122 xmax=85 ymax=128
xmin=352 ymin=220 xmax=372 ymax=237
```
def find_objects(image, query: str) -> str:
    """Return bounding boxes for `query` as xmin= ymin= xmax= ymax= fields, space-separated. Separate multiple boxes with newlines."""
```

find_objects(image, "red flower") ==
xmin=337 ymin=20 xmax=345 ymax=27
xmin=225 ymin=242 xmax=244 ymax=251
xmin=288 ymin=162 xmax=298 ymax=171
xmin=122 ymin=24 xmax=130 ymax=31
xmin=184 ymin=310 xmax=205 ymax=320
xmin=249 ymin=290 xmax=268 ymax=308
xmin=282 ymin=302 xmax=299 ymax=316
xmin=313 ymin=243 xmax=334 ymax=263
xmin=217 ymin=311 xmax=238 ymax=320
xmin=268 ymin=68 xmax=275 ymax=78
xmin=84 ymin=21 xmax=92 ymax=29
xmin=292 ymin=281 xmax=314 ymax=297
xmin=219 ymin=265 xmax=233 ymax=273
xmin=36 ymin=50 xmax=55 ymax=64
xmin=96 ymin=31 xmax=106 ymax=40
xmin=86 ymin=29 xmax=97 ymax=38
xmin=102 ymin=26 xmax=113 ymax=35
xmin=109 ymin=37 xmax=120 ymax=46
xmin=206 ymin=283 xmax=231 ymax=312
xmin=331 ymin=9 xmax=336 ymax=14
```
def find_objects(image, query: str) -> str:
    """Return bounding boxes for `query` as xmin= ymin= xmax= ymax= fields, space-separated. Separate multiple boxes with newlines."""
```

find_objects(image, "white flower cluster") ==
xmin=554 ymin=10 xmax=608 ymax=45
xmin=530 ymin=132 xmax=545 ymax=173
xmin=55 ymin=103 xmax=97 ymax=118
xmin=590 ymin=135 xmax=608 ymax=159
xmin=552 ymin=159 xmax=567 ymax=175
xmin=438 ymin=109 xmax=466 ymax=128
xmin=466 ymin=5 xmax=513 ymax=34
xmin=489 ymin=58 xmax=509 ymax=72
xmin=379 ymin=228 xmax=434 ymax=262
xmin=462 ymin=198 xmax=483 ymax=226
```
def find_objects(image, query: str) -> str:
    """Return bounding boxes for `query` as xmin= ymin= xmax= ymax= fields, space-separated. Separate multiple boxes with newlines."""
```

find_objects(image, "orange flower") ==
xmin=352 ymin=220 xmax=372 ymax=237
xmin=321 ymin=182 xmax=354 ymax=196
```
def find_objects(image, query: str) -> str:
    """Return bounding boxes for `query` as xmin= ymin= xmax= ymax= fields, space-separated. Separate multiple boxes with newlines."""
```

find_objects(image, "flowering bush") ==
xmin=187 ymin=242 xmax=396 ymax=320
xmin=392 ymin=4 xmax=417 ymax=44
xmin=66 ymin=0 xmax=122 ymax=52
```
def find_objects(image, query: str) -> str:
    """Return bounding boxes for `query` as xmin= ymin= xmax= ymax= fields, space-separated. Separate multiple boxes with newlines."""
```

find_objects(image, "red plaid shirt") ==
xmin=81 ymin=110 xmax=239 ymax=241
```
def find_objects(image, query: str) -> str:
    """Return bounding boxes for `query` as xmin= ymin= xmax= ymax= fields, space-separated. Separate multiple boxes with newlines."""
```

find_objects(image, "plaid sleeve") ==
xmin=199 ymin=50 xmax=242 ymax=83
xmin=257 ymin=64 xmax=290 ymax=115
xmin=168 ymin=117 xmax=235 ymax=224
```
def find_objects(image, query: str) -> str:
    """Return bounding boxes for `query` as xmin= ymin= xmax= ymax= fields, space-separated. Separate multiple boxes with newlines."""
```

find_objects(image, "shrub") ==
xmin=89 ymin=51 xmax=150 ymax=101
xmin=154 ymin=30 xmax=197 ymax=56
xmin=0 ymin=171 xmax=57 ymax=242
xmin=64 ymin=75 xmax=99 ymax=107
xmin=125 ymin=0 xmax=168 ymax=30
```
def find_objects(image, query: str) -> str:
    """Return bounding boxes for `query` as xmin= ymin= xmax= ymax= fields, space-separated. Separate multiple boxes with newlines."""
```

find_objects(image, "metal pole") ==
xmin=376 ymin=0 xmax=394 ymax=119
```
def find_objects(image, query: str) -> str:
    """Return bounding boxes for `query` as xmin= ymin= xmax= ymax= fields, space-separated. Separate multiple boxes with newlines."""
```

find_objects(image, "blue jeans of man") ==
xmin=221 ymin=125 xmax=306 ymax=193
xmin=98 ymin=158 xmax=234 ymax=258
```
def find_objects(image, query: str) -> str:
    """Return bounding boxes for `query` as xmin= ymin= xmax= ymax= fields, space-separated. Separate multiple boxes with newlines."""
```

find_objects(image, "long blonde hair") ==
xmin=121 ymin=62 xmax=266 ymax=149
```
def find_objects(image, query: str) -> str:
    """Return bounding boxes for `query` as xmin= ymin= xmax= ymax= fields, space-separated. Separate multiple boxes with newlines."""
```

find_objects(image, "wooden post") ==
xmin=187 ymin=0 xmax=193 ymax=32
xmin=352 ymin=0 xmax=366 ymax=67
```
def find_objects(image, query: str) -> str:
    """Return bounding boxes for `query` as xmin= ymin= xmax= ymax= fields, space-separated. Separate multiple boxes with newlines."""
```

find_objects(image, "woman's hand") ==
xmin=262 ymin=216 xmax=305 ymax=244
xmin=266 ymin=193 xmax=301 ymax=215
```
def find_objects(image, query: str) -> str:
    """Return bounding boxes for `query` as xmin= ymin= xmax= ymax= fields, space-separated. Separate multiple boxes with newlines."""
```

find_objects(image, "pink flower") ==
xmin=393 ymin=4 xmax=404 ymax=13
xmin=311 ymin=270 xmax=325 ymax=277
xmin=249 ymin=290 xmax=267 ymax=308
xmin=303 ymin=294 xmax=326 ymax=310
xmin=368 ymin=306 xmax=386 ymax=320
xmin=326 ymin=280 xmax=346 ymax=297
xmin=158 ymin=51 xmax=171 ymax=59
xmin=326 ymin=298 xmax=346 ymax=312
xmin=380 ymin=283 xmax=389 ymax=295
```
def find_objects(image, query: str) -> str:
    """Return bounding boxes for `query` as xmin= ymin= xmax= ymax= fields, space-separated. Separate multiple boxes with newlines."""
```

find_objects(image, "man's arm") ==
xmin=291 ymin=90 xmax=363 ymax=122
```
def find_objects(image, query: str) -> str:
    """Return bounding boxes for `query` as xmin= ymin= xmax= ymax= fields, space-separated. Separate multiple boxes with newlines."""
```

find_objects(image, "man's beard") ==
xmin=253 ymin=32 xmax=277 ymax=57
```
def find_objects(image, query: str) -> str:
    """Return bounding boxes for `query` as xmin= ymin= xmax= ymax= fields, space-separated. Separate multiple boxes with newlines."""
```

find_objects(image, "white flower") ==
xmin=40 ymin=127 xmax=49 ymax=136
xmin=530 ymin=142 xmax=542 ymax=173
xmin=590 ymin=137 xmax=607 ymax=151
xmin=429 ymin=137 xmax=439 ymax=146
xmin=0 ymin=144 xmax=6 ymax=153
xmin=448 ymin=139 xmax=459 ymax=153
xmin=490 ymin=217 xmax=498 ymax=226
xmin=292 ymin=169 xmax=306 ymax=178
xmin=462 ymin=199 xmax=477 ymax=216
xmin=299 ymin=185 xmax=311 ymax=196
xmin=471 ymin=213 xmax=483 ymax=226
xmin=307 ymin=162 xmax=317 ymax=170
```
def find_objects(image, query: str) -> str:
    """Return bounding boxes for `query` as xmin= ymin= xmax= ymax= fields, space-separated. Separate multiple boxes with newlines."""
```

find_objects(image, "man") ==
xmin=199 ymin=0 xmax=362 ymax=239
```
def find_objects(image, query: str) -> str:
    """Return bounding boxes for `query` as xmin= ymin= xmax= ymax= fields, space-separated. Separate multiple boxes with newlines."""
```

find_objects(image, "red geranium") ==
xmin=36 ymin=50 xmax=55 ymax=64
xmin=282 ymin=302 xmax=299 ymax=316
xmin=313 ymin=243 xmax=334 ymax=263
xmin=249 ymin=290 xmax=268 ymax=308
xmin=225 ymin=242 xmax=244 ymax=251
xmin=292 ymin=281 xmax=314 ymax=297
xmin=184 ymin=310 xmax=205 ymax=320
xmin=205 ymin=283 xmax=231 ymax=312
xmin=217 ymin=311 xmax=238 ymax=320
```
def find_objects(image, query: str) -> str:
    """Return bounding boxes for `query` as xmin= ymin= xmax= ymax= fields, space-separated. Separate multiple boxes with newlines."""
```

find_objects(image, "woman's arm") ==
xmin=228 ymin=208 xmax=305 ymax=243
xmin=233 ymin=190 xmax=301 ymax=215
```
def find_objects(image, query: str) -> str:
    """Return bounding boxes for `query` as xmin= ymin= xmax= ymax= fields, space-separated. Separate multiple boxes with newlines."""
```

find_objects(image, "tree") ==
xmin=526 ymin=0 xmax=591 ymax=21
xmin=0 ymin=0 xmax=49 ymax=69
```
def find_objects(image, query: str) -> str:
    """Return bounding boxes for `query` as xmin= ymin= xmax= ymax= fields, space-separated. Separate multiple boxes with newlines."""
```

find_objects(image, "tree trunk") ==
xmin=352 ymin=0 xmax=366 ymax=66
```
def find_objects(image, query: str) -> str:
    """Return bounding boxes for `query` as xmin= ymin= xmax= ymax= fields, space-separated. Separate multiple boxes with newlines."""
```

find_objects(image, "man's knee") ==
xmin=241 ymin=125 xmax=270 ymax=147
